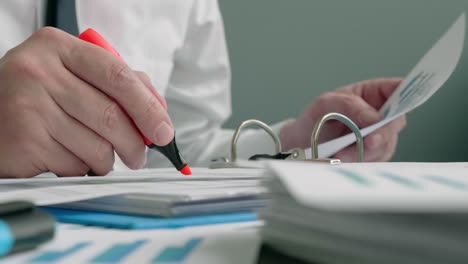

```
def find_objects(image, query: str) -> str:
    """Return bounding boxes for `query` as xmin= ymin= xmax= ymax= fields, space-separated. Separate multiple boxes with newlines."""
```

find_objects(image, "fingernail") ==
xmin=359 ymin=111 xmax=380 ymax=125
xmin=154 ymin=122 xmax=174 ymax=145
xmin=139 ymin=155 xmax=147 ymax=169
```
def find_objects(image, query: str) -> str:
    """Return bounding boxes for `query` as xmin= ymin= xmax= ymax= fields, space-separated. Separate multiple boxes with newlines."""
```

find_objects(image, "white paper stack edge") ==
xmin=260 ymin=161 xmax=468 ymax=264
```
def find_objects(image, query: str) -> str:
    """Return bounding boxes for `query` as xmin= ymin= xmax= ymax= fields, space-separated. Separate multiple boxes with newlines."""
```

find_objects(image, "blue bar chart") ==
xmin=30 ymin=242 xmax=90 ymax=262
xmin=379 ymin=172 xmax=421 ymax=190
xmin=91 ymin=239 xmax=147 ymax=263
xmin=27 ymin=237 xmax=202 ymax=263
xmin=334 ymin=168 xmax=371 ymax=186
xmin=153 ymin=238 xmax=201 ymax=263
xmin=333 ymin=167 xmax=468 ymax=191
xmin=424 ymin=175 xmax=467 ymax=191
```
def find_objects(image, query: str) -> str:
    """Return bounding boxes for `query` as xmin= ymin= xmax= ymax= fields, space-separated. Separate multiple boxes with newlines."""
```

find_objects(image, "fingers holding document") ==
xmin=279 ymin=78 xmax=407 ymax=162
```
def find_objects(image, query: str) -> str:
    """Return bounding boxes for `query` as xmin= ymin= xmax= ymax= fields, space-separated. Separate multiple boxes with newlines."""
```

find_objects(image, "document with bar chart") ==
xmin=3 ymin=223 xmax=261 ymax=264
xmin=314 ymin=13 xmax=466 ymax=159
xmin=263 ymin=161 xmax=468 ymax=264
xmin=266 ymin=161 xmax=468 ymax=212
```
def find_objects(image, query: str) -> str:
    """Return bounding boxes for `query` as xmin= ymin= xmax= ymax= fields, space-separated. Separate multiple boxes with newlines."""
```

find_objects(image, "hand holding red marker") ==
xmin=78 ymin=29 xmax=191 ymax=176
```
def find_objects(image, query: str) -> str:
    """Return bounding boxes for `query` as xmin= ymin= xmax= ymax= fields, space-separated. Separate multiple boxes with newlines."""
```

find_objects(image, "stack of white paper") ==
xmin=0 ymin=167 xmax=265 ymax=207
xmin=0 ymin=168 xmax=265 ymax=263
xmin=259 ymin=14 xmax=468 ymax=263
xmin=261 ymin=161 xmax=468 ymax=264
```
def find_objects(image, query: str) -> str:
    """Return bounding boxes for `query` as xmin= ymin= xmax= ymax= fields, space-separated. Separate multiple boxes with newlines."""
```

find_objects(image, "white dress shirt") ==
xmin=0 ymin=0 xmax=285 ymax=170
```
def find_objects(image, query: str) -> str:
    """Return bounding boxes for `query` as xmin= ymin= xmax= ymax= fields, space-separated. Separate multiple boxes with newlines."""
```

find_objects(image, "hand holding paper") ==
xmin=281 ymin=13 xmax=465 ymax=162
xmin=280 ymin=78 xmax=407 ymax=162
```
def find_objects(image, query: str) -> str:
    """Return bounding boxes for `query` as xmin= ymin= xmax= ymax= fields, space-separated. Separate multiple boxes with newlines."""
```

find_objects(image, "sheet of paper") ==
xmin=3 ymin=222 xmax=262 ymax=264
xmin=266 ymin=161 xmax=468 ymax=212
xmin=0 ymin=167 xmax=262 ymax=185
xmin=304 ymin=13 xmax=466 ymax=159
xmin=0 ymin=168 xmax=265 ymax=206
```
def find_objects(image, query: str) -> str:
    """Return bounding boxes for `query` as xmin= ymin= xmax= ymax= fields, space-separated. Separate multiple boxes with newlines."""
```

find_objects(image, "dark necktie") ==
xmin=45 ymin=0 xmax=79 ymax=36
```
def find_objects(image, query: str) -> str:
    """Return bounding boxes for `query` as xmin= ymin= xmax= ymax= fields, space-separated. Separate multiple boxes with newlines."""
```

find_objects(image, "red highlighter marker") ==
xmin=78 ymin=28 xmax=191 ymax=176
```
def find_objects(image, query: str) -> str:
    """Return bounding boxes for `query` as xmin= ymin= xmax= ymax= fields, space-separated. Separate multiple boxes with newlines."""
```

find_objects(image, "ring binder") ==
xmin=313 ymin=112 xmax=363 ymax=162
xmin=231 ymin=120 xmax=282 ymax=162
xmin=209 ymin=113 xmax=364 ymax=169
xmin=290 ymin=112 xmax=364 ymax=163
xmin=210 ymin=119 xmax=281 ymax=169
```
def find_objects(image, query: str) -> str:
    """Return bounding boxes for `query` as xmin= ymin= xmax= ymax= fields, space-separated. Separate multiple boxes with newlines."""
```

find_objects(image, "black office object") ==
xmin=0 ymin=201 xmax=55 ymax=256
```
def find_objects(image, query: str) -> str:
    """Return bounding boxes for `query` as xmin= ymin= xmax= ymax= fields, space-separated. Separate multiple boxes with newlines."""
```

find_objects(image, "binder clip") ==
xmin=209 ymin=113 xmax=364 ymax=169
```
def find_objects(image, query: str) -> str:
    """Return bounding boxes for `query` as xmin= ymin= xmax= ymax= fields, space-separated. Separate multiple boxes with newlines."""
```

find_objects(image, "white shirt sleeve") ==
xmin=146 ymin=0 xmax=288 ymax=168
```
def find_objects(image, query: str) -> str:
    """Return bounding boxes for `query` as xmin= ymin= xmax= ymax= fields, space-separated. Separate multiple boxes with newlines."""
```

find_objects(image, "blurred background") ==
xmin=219 ymin=0 xmax=468 ymax=161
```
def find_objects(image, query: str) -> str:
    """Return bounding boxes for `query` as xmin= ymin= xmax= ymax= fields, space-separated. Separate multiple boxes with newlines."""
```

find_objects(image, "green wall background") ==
xmin=219 ymin=0 xmax=468 ymax=162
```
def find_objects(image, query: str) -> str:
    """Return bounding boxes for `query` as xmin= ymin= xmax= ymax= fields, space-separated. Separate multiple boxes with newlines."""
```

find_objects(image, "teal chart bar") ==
xmin=333 ymin=168 xmax=371 ymax=186
xmin=424 ymin=175 xmax=467 ymax=191
xmin=153 ymin=238 xmax=201 ymax=263
xmin=380 ymin=172 xmax=421 ymax=189
xmin=91 ymin=239 xmax=147 ymax=263
xmin=30 ymin=242 xmax=90 ymax=262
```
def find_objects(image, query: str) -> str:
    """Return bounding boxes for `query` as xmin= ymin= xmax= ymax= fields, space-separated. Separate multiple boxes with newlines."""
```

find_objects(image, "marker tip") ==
xmin=180 ymin=165 xmax=192 ymax=176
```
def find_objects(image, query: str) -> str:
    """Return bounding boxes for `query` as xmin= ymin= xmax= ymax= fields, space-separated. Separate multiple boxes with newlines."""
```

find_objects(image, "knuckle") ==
xmin=5 ymin=91 xmax=36 ymax=116
xmin=134 ymin=70 xmax=146 ymax=79
xmin=318 ymin=92 xmax=357 ymax=116
xmin=141 ymin=94 xmax=162 ymax=122
xmin=33 ymin=27 xmax=64 ymax=42
xmin=317 ymin=92 xmax=356 ymax=112
xmin=101 ymin=102 xmax=122 ymax=131
xmin=311 ymin=92 xmax=336 ymax=112
xmin=107 ymin=63 xmax=136 ymax=92
xmin=316 ymin=92 xmax=335 ymax=104
xmin=4 ymin=52 xmax=45 ymax=80
xmin=135 ymin=71 xmax=151 ymax=85
xmin=338 ymin=93 xmax=356 ymax=109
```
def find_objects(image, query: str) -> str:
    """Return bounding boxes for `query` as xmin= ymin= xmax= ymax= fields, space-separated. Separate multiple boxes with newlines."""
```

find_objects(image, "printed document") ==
xmin=310 ymin=14 xmax=466 ymax=158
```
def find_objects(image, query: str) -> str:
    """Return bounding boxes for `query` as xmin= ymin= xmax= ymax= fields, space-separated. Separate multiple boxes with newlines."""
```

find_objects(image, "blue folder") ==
xmin=40 ymin=207 xmax=257 ymax=229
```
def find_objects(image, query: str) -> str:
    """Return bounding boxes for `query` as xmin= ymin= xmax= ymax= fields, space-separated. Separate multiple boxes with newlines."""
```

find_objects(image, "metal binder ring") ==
xmin=231 ymin=119 xmax=282 ymax=162
xmin=311 ymin=113 xmax=364 ymax=162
